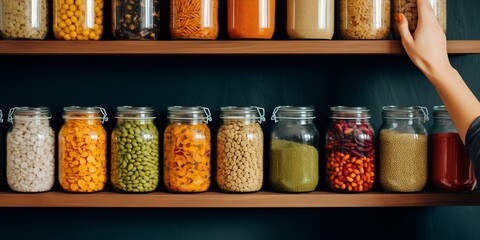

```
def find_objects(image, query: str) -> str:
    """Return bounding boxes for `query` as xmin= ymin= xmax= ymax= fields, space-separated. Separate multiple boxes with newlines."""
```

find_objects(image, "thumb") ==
xmin=396 ymin=13 xmax=414 ymax=44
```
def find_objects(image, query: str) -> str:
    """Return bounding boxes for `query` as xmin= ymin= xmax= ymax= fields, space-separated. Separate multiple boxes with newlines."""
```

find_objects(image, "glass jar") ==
xmin=287 ymin=0 xmax=334 ymax=39
xmin=112 ymin=0 xmax=160 ymax=40
xmin=6 ymin=107 xmax=55 ymax=193
xmin=170 ymin=0 xmax=218 ymax=40
xmin=379 ymin=106 xmax=428 ymax=193
xmin=0 ymin=0 xmax=48 ymax=39
xmin=217 ymin=106 xmax=265 ymax=193
xmin=325 ymin=107 xmax=375 ymax=193
xmin=111 ymin=106 xmax=159 ymax=193
xmin=393 ymin=0 xmax=446 ymax=39
xmin=270 ymin=106 xmax=319 ymax=193
xmin=339 ymin=0 xmax=391 ymax=40
xmin=54 ymin=0 xmax=104 ymax=40
xmin=0 ymin=110 xmax=3 ymax=185
xmin=430 ymin=105 xmax=476 ymax=193
xmin=59 ymin=106 xmax=108 ymax=192
xmin=164 ymin=106 xmax=212 ymax=192
xmin=228 ymin=0 xmax=275 ymax=39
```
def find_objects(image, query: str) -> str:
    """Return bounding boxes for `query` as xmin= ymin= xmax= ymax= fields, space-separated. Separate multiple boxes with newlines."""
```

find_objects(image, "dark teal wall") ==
xmin=1 ymin=0 xmax=480 ymax=239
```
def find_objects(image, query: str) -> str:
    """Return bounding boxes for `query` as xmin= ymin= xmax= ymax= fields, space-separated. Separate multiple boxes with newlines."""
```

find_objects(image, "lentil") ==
xmin=217 ymin=120 xmax=263 ymax=193
xmin=112 ymin=119 xmax=159 ymax=192
xmin=379 ymin=129 xmax=428 ymax=192
xmin=0 ymin=0 xmax=48 ymax=39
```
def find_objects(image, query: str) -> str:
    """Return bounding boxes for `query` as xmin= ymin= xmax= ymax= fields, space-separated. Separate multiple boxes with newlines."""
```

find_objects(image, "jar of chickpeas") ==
xmin=54 ymin=0 xmax=104 ymax=40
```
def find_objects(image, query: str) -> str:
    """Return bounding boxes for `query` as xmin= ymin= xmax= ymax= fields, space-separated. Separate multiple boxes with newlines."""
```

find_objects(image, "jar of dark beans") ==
xmin=113 ymin=0 xmax=160 ymax=40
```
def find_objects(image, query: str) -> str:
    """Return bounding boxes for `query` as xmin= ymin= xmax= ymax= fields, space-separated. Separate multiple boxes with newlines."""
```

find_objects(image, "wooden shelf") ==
xmin=0 ymin=40 xmax=479 ymax=55
xmin=0 ymin=190 xmax=479 ymax=208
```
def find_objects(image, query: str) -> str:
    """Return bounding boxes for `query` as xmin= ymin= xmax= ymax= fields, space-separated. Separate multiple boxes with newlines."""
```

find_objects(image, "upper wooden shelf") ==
xmin=0 ymin=40 xmax=479 ymax=55
xmin=0 ymin=190 xmax=479 ymax=208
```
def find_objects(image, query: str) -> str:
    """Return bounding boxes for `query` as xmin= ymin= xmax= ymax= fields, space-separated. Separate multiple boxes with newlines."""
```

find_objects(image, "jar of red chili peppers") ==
xmin=325 ymin=106 xmax=375 ymax=193
xmin=430 ymin=105 xmax=477 ymax=193
xmin=164 ymin=106 xmax=212 ymax=192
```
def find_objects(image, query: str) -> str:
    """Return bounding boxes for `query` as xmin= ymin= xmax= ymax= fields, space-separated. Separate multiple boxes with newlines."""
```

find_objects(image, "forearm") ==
xmin=426 ymin=66 xmax=480 ymax=142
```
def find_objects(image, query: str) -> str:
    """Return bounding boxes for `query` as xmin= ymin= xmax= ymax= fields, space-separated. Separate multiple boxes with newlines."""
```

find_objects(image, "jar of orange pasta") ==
xmin=59 ymin=106 xmax=108 ymax=193
xmin=228 ymin=0 xmax=275 ymax=39
xmin=164 ymin=106 xmax=212 ymax=192
xmin=53 ymin=0 xmax=104 ymax=40
xmin=170 ymin=0 xmax=218 ymax=40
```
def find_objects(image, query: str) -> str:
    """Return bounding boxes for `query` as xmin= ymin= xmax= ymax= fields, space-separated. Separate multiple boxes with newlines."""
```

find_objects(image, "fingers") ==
xmin=396 ymin=13 xmax=414 ymax=45
xmin=416 ymin=0 xmax=436 ymax=24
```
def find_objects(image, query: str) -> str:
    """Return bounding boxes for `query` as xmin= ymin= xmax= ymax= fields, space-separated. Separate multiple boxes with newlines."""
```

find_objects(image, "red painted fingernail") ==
xmin=396 ymin=13 xmax=403 ymax=22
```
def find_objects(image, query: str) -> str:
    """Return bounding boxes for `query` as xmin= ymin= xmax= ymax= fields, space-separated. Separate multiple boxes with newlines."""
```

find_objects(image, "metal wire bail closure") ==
xmin=7 ymin=107 xmax=16 ymax=123
xmin=201 ymin=106 xmax=212 ymax=123
xmin=271 ymin=106 xmax=281 ymax=123
xmin=0 ymin=109 xmax=3 ymax=123
xmin=253 ymin=106 xmax=266 ymax=123
xmin=96 ymin=106 xmax=109 ymax=123
xmin=419 ymin=106 xmax=429 ymax=122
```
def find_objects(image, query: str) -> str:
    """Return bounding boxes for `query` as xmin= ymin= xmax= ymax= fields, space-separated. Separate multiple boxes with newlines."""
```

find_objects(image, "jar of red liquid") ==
xmin=430 ymin=106 xmax=477 ymax=192
xmin=325 ymin=107 xmax=375 ymax=193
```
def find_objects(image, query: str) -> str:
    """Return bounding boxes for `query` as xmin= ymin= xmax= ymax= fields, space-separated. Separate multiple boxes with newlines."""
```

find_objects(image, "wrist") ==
xmin=424 ymin=64 xmax=456 ymax=85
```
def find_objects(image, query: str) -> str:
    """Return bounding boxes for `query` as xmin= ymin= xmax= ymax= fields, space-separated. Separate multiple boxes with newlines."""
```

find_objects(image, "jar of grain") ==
xmin=287 ymin=0 xmax=334 ymax=39
xmin=111 ymin=106 xmax=160 ymax=193
xmin=392 ymin=0 xmax=446 ymax=39
xmin=430 ymin=105 xmax=477 ymax=193
xmin=325 ymin=107 xmax=375 ymax=193
xmin=228 ymin=0 xmax=275 ymax=39
xmin=217 ymin=106 xmax=265 ymax=193
xmin=270 ymin=106 xmax=319 ymax=193
xmin=164 ymin=106 xmax=212 ymax=192
xmin=59 ymin=106 xmax=108 ymax=192
xmin=339 ymin=0 xmax=391 ymax=39
xmin=53 ymin=0 xmax=104 ymax=40
xmin=170 ymin=0 xmax=218 ymax=40
xmin=0 ymin=0 xmax=49 ymax=39
xmin=113 ymin=0 xmax=160 ymax=40
xmin=379 ymin=106 xmax=428 ymax=193
xmin=6 ymin=107 xmax=55 ymax=193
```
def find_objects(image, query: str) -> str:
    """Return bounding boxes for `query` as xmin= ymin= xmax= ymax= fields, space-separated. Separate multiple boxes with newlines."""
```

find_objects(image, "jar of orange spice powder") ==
xmin=164 ymin=106 xmax=212 ymax=192
xmin=228 ymin=0 xmax=275 ymax=39
xmin=59 ymin=106 xmax=108 ymax=193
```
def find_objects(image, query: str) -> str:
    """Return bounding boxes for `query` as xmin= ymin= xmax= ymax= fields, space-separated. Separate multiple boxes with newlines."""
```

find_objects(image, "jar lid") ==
xmin=382 ymin=106 xmax=429 ymax=122
xmin=63 ymin=106 xmax=108 ymax=123
xmin=7 ymin=107 xmax=51 ymax=123
xmin=433 ymin=105 xmax=451 ymax=119
xmin=330 ymin=106 xmax=370 ymax=119
xmin=167 ymin=106 xmax=212 ymax=122
xmin=116 ymin=106 xmax=156 ymax=119
xmin=220 ymin=106 xmax=266 ymax=122
xmin=271 ymin=106 xmax=316 ymax=122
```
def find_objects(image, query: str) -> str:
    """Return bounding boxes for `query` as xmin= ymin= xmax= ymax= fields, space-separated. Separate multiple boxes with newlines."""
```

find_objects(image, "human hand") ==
xmin=396 ymin=0 xmax=452 ymax=81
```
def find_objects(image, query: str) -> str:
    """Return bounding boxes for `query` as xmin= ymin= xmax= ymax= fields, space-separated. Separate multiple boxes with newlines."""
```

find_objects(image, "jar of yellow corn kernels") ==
xmin=59 ymin=106 xmax=108 ymax=192
xmin=53 ymin=0 xmax=104 ymax=40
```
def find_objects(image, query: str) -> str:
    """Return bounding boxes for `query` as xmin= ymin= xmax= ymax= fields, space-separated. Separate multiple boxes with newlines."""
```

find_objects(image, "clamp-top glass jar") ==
xmin=287 ymin=0 xmax=334 ymax=39
xmin=112 ymin=0 xmax=160 ymax=40
xmin=170 ymin=0 xmax=218 ymax=40
xmin=0 ymin=110 xmax=3 ymax=185
xmin=430 ymin=105 xmax=477 ymax=193
xmin=392 ymin=0 xmax=446 ymax=39
xmin=53 ymin=0 xmax=104 ymax=40
xmin=0 ymin=0 xmax=49 ymax=39
xmin=270 ymin=106 xmax=319 ymax=193
xmin=111 ymin=106 xmax=159 ymax=193
xmin=217 ymin=106 xmax=265 ymax=193
xmin=6 ymin=107 xmax=55 ymax=193
xmin=59 ymin=106 xmax=108 ymax=193
xmin=379 ymin=106 xmax=428 ymax=193
xmin=325 ymin=107 xmax=375 ymax=193
xmin=339 ymin=0 xmax=391 ymax=39
xmin=228 ymin=0 xmax=275 ymax=39
xmin=164 ymin=106 xmax=212 ymax=192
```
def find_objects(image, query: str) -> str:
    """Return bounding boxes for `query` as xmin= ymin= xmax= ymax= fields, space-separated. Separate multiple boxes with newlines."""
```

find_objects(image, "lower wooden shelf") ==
xmin=0 ymin=190 xmax=479 ymax=208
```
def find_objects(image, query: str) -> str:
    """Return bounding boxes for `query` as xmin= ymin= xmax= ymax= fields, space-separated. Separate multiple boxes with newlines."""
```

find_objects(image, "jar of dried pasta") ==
xmin=59 ymin=106 xmax=108 ymax=193
xmin=164 ymin=106 xmax=212 ymax=192
xmin=287 ymin=0 xmax=334 ymax=39
xmin=53 ymin=0 xmax=104 ymax=40
xmin=0 ymin=0 xmax=49 ymax=39
xmin=392 ymin=0 xmax=446 ymax=39
xmin=339 ymin=0 xmax=391 ymax=39
xmin=228 ymin=0 xmax=275 ymax=39
xmin=170 ymin=0 xmax=218 ymax=40
xmin=217 ymin=106 xmax=265 ymax=193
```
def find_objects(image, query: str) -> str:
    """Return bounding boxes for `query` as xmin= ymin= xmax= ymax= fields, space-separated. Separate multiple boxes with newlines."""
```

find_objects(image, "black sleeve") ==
xmin=465 ymin=116 xmax=480 ymax=179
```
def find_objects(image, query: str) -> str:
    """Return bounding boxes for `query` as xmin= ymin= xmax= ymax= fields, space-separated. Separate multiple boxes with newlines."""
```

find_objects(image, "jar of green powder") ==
xmin=270 ymin=106 xmax=319 ymax=193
